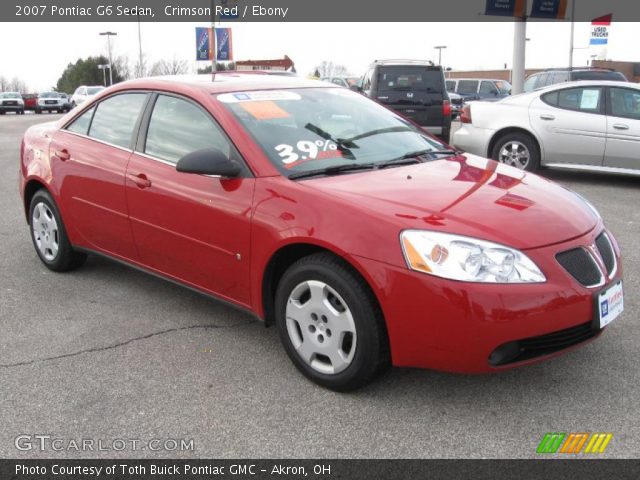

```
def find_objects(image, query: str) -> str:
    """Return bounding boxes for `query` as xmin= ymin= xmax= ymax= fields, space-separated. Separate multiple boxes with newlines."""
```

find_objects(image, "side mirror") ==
xmin=350 ymin=84 xmax=362 ymax=92
xmin=176 ymin=148 xmax=241 ymax=177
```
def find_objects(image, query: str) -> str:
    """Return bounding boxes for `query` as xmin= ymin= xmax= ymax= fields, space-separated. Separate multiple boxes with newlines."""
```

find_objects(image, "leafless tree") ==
xmin=8 ymin=77 xmax=28 ymax=93
xmin=132 ymin=53 xmax=150 ymax=79
xmin=314 ymin=61 xmax=349 ymax=78
xmin=0 ymin=75 xmax=9 ymax=91
xmin=149 ymin=56 xmax=189 ymax=76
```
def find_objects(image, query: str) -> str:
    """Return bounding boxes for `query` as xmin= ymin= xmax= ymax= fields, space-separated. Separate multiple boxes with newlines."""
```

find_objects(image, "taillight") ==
xmin=460 ymin=105 xmax=472 ymax=124
xmin=442 ymin=100 xmax=451 ymax=117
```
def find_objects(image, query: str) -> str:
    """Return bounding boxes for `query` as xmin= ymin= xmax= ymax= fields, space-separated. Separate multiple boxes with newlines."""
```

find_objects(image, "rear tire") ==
xmin=275 ymin=252 xmax=389 ymax=391
xmin=491 ymin=132 xmax=540 ymax=172
xmin=29 ymin=190 xmax=87 ymax=272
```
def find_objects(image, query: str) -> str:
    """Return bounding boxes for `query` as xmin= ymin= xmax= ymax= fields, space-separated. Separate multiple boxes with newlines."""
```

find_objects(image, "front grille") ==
xmin=3 ymin=101 xmax=17 ymax=106
xmin=556 ymin=248 xmax=602 ymax=287
xmin=489 ymin=321 xmax=598 ymax=366
xmin=595 ymin=232 xmax=615 ymax=276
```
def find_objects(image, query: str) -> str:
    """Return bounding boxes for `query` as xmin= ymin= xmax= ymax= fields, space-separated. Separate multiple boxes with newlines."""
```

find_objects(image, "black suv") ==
xmin=523 ymin=67 xmax=627 ymax=92
xmin=357 ymin=60 xmax=452 ymax=143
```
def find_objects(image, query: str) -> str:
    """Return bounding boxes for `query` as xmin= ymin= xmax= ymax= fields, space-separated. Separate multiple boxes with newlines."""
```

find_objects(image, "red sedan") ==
xmin=19 ymin=74 xmax=624 ymax=391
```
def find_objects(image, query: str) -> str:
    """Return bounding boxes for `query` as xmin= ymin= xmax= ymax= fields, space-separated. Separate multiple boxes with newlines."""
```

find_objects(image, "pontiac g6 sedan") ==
xmin=20 ymin=74 xmax=624 ymax=391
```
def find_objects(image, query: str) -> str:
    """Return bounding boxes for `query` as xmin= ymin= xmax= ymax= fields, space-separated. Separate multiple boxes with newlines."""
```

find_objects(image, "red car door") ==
xmin=125 ymin=93 xmax=255 ymax=307
xmin=51 ymin=93 xmax=149 ymax=259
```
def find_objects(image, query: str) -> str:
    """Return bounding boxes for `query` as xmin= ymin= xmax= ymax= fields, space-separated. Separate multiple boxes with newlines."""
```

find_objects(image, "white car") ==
xmin=0 ymin=92 xmax=25 ymax=114
xmin=71 ymin=85 xmax=105 ymax=107
xmin=35 ymin=92 xmax=67 ymax=114
xmin=453 ymin=80 xmax=640 ymax=174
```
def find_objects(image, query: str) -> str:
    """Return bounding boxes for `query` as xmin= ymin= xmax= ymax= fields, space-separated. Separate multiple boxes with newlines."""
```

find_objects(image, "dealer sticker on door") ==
xmin=598 ymin=281 xmax=623 ymax=328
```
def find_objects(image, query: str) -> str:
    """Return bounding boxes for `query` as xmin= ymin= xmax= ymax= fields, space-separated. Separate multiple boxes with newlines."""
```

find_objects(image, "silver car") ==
xmin=453 ymin=80 xmax=640 ymax=174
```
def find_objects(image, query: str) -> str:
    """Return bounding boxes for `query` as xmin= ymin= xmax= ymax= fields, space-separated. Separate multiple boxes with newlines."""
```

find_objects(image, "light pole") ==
xmin=434 ymin=45 xmax=447 ymax=66
xmin=137 ymin=18 xmax=144 ymax=77
xmin=97 ymin=64 xmax=108 ymax=86
xmin=99 ymin=31 xmax=117 ymax=85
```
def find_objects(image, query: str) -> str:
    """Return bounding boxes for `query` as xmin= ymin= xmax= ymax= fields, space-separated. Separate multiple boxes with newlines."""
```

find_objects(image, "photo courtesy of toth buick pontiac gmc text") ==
xmin=19 ymin=73 xmax=624 ymax=391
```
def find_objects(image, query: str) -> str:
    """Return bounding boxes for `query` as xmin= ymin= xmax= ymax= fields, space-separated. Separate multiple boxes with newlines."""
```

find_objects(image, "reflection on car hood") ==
xmin=306 ymin=153 xmax=598 ymax=250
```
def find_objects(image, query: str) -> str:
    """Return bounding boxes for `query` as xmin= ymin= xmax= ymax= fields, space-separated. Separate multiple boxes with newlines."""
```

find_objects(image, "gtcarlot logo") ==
xmin=14 ymin=434 xmax=194 ymax=452
xmin=537 ymin=432 xmax=613 ymax=454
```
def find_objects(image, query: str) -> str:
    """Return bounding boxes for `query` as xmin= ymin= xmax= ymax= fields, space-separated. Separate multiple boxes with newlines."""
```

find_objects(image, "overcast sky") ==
xmin=0 ymin=21 xmax=637 ymax=91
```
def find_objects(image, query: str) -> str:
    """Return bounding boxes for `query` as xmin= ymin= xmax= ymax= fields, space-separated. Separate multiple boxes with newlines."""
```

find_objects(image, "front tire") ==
xmin=29 ymin=190 xmax=86 ymax=272
xmin=275 ymin=253 xmax=389 ymax=391
xmin=491 ymin=132 xmax=540 ymax=172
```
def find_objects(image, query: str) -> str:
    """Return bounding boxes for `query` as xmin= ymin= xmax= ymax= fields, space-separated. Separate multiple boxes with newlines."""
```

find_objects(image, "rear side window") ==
xmin=544 ymin=87 xmax=602 ymax=113
xmin=523 ymin=75 xmax=538 ymax=92
xmin=66 ymin=107 xmax=95 ymax=135
xmin=144 ymin=94 xmax=231 ymax=164
xmin=457 ymin=80 xmax=479 ymax=94
xmin=88 ymin=93 xmax=147 ymax=148
xmin=551 ymin=71 xmax=570 ymax=83
xmin=376 ymin=66 xmax=443 ymax=92
xmin=535 ymin=73 xmax=551 ymax=89
xmin=479 ymin=81 xmax=498 ymax=94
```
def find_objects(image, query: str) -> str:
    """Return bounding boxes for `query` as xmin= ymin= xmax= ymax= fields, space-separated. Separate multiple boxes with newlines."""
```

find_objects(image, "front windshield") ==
xmin=495 ymin=81 xmax=512 ymax=94
xmin=87 ymin=87 xmax=105 ymax=95
xmin=39 ymin=92 xmax=59 ymax=98
xmin=218 ymin=88 xmax=447 ymax=177
xmin=2 ymin=93 xmax=22 ymax=99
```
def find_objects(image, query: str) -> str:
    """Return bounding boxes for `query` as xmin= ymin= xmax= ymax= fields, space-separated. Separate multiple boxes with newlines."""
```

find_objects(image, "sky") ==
xmin=0 ymin=21 xmax=638 ymax=91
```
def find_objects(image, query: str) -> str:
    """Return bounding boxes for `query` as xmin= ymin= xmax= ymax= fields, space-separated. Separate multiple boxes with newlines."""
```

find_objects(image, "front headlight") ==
xmin=400 ymin=230 xmax=546 ymax=283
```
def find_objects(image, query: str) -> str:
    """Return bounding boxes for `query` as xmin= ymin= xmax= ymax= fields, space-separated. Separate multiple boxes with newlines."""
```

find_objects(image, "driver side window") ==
xmin=144 ymin=94 xmax=231 ymax=165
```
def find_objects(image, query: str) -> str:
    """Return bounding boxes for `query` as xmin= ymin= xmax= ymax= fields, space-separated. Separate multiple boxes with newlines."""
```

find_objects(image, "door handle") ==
xmin=539 ymin=114 xmax=555 ymax=120
xmin=613 ymin=124 xmax=629 ymax=130
xmin=54 ymin=149 xmax=70 ymax=161
xmin=127 ymin=173 xmax=152 ymax=189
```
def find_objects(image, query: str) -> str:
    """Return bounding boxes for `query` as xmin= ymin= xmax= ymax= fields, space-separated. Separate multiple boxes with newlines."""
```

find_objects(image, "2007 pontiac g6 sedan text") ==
xmin=19 ymin=74 xmax=624 ymax=390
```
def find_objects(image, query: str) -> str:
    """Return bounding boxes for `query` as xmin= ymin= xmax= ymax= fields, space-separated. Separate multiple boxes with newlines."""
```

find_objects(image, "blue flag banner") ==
xmin=529 ymin=0 xmax=567 ymax=19
xmin=215 ymin=28 xmax=233 ymax=61
xmin=195 ymin=27 xmax=212 ymax=61
xmin=485 ymin=0 xmax=525 ymax=17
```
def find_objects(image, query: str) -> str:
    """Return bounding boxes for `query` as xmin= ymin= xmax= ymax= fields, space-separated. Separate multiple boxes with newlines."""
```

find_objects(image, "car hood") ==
xmin=305 ymin=154 xmax=597 ymax=250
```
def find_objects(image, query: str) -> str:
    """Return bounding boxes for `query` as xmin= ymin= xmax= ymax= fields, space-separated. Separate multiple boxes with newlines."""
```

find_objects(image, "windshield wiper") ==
xmin=305 ymin=123 xmax=356 ymax=159
xmin=289 ymin=163 xmax=376 ymax=180
xmin=376 ymin=148 xmax=460 ymax=169
xmin=342 ymin=126 xmax=413 ymax=142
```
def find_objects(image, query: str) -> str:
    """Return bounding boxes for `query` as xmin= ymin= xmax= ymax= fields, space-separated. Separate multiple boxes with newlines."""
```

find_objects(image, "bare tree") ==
xmin=112 ymin=55 xmax=132 ymax=81
xmin=0 ymin=76 xmax=8 ymax=91
xmin=149 ymin=56 xmax=189 ymax=76
xmin=133 ymin=53 xmax=150 ymax=78
xmin=8 ymin=77 xmax=28 ymax=93
xmin=314 ymin=61 xmax=349 ymax=78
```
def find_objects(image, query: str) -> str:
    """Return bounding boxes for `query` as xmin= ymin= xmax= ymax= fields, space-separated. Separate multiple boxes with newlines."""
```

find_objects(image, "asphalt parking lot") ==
xmin=1 ymin=114 xmax=638 ymax=459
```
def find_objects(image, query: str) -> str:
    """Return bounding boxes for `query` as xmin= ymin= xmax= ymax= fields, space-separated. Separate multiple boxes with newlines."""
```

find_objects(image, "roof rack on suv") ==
xmin=544 ymin=67 xmax=615 ymax=72
xmin=372 ymin=59 xmax=436 ymax=66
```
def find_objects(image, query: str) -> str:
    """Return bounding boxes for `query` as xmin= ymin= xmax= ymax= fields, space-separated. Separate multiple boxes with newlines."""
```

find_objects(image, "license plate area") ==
xmin=595 ymin=280 xmax=623 ymax=329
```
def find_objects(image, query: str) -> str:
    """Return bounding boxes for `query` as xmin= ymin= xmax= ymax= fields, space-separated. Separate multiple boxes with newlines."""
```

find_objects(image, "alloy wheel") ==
xmin=498 ymin=140 xmax=530 ymax=169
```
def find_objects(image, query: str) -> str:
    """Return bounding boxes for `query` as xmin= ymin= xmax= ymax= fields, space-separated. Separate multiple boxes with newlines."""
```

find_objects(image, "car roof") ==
xmin=371 ymin=59 xmax=437 ymax=67
xmin=451 ymin=78 xmax=509 ymax=82
xmin=112 ymin=72 xmax=332 ymax=94
xmin=536 ymin=80 xmax=639 ymax=92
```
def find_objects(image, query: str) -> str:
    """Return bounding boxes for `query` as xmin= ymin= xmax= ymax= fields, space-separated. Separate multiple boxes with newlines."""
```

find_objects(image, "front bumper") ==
xmin=0 ymin=104 xmax=24 ymax=112
xmin=354 ymin=227 xmax=622 ymax=373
